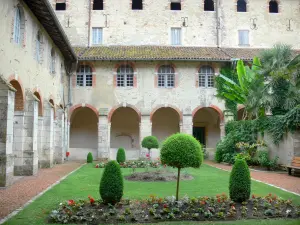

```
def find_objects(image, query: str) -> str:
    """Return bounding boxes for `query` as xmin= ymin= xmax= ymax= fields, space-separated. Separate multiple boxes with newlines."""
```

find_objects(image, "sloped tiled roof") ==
xmin=74 ymin=46 xmax=300 ymax=61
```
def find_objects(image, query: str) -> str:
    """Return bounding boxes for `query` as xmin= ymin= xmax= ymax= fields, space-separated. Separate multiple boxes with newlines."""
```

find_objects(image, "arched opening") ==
xmin=70 ymin=107 xmax=98 ymax=160
xmin=33 ymin=92 xmax=43 ymax=116
xmin=9 ymin=80 xmax=24 ymax=111
xmin=269 ymin=0 xmax=278 ymax=13
xmin=110 ymin=107 xmax=140 ymax=150
xmin=193 ymin=107 xmax=221 ymax=149
xmin=151 ymin=107 xmax=180 ymax=144
xmin=237 ymin=107 xmax=246 ymax=121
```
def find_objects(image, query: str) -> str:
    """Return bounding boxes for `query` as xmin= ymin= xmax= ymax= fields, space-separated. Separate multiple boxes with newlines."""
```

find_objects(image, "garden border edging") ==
xmin=0 ymin=163 xmax=86 ymax=225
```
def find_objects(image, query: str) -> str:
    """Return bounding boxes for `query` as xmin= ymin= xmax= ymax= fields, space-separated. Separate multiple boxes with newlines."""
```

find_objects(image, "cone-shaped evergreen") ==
xmin=87 ymin=152 xmax=93 ymax=163
xmin=99 ymin=160 xmax=124 ymax=204
xmin=116 ymin=148 xmax=126 ymax=163
xmin=229 ymin=159 xmax=251 ymax=202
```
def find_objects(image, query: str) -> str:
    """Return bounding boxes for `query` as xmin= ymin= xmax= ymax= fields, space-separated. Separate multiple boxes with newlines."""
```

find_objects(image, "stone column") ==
xmin=140 ymin=113 xmax=152 ymax=158
xmin=0 ymin=86 xmax=15 ymax=187
xmin=37 ymin=116 xmax=44 ymax=167
xmin=21 ymin=91 xmax=39 ymax=175
xmin=39 ymin=101 xmax=54 ymax=168
xmin=220 ymin=122 xmax=225 ymax=139
xmin=13 ymin=111 xmax=25 ymax=175
xmin=53 ymin=108 xmax=64 ymax=164
xmin=181 ymin=114 xmax=193 ymax=135
xmin=98 ymin=113 xmax=110 ymax=159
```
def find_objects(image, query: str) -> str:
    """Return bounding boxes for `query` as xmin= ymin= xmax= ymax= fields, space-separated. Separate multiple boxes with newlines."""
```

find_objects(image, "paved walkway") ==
xmin=206 ymin=161 xmax=300 ymax=195
xmin=0 ymin=161 xmax=83 ymax=219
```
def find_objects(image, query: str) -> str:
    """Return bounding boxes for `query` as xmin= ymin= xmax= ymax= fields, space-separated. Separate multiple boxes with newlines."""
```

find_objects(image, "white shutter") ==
xmin=171 ymin=28 xmax=181 ymax=45
xmin=92 ymin=28 xmax=103 ymax=45
xmin=238 ymin=30 xmax=249 ymax=46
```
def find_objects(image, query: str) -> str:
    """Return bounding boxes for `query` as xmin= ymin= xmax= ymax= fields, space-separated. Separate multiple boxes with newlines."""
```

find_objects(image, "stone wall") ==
xmin=53 ymin=0 xmax=300 ymax=48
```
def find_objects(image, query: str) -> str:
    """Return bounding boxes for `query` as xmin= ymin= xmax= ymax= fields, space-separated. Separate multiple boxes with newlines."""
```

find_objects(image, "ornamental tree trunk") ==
xmin=176 ymin=167 xmax=181 ymax=201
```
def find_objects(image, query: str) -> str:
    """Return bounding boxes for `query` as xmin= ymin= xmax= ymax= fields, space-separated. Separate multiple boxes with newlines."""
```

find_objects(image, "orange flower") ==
xmin=68 ymin=200 xmax=75 ymax=205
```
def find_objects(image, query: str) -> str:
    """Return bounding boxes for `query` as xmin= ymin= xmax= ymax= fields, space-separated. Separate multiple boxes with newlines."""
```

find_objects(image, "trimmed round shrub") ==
xmin=142 ymin=136 xmax=159 ymax=152
xmin=160 ymin=133 xmax=203 ymax=200
xmin=116 ymin=148 xmax=126 ymax=163
xmin=229 ymin=158 xmax=251 ymax=203
xmin=99 ymin=160 xmax=124 ymax=204
xmin=87 ymin=152 xmax=93 ymax=163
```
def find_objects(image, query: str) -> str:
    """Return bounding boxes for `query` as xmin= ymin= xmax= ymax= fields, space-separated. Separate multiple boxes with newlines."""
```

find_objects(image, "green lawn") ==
xmin=4 ymin=163 xmax=300 ymax=225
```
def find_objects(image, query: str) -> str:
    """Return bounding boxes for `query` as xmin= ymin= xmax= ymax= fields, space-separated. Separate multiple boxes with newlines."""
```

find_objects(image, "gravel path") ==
xmin=206 ymin=161 xmax=300 ymax=195
xmin=0 ymin=161 xmax=83 ymax=219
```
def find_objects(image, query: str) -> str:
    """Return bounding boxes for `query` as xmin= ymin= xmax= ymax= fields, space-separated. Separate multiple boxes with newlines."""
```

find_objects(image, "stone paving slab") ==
xmin=0 ymin=161 xmax=83 ymax=219
xmin=206 ymin=161 xmax=300 ymax=195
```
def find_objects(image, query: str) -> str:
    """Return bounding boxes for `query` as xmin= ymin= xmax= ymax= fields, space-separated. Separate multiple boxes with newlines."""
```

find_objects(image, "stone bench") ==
xmin=287 ymin=156 xmax=300 ymax=176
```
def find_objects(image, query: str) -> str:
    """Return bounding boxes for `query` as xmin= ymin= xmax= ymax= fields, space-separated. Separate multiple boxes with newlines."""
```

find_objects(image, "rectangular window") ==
xmin=158 ymin=74 xmax=165 ymax=87
xmin=36 ymin=40 xmax=40 ymax=62
xmin=77 ymin=74 xmax=84 ymax=86
xmin=171 ymin=2 xmax=181 ymax=10
xmin=92 ymin=28 xmax=103 ymax=45
xmin=93 ymin=0 xmax=103 ymax=10
xmin=56 ymin=3 xmax=66 ymax=11
xmin=117 ymin=74 xmax=125 ymax=87
xmin=85 ymin=74 xmax=93 ymax=86
xmin=199 ymin=74 xmax=206 ymax=87
xmin=238 ymin=30 xmax=249 ymax=46
xmin=171 ymin=28 xmax=181 ymax=45
xmin=132 ymin=0 xmax=143 ymax=10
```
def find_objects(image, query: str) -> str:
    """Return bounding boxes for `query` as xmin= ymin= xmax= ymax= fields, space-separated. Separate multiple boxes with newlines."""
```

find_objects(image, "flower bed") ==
xmin=95 ymin=160 xmax=161 ymax=169
xmin=49 ymin=194 xmax=300 ymax=224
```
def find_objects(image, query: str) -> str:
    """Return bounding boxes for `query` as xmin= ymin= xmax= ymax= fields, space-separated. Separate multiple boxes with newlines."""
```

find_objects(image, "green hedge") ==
xmin=116 ymin=148 xmax=126 ymax=163
xmin=87 ymin=152 xmax=93 ymax=163
xmin=229 ymin=159 xmax=251 ymax=203
xmin=99 ymin=160 xmax=124 ymax=204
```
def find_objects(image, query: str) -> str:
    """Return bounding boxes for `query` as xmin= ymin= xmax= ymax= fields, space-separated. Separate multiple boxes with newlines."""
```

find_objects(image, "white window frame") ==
xmin=117 ymin=65 xmax=134 ymax=87
xmin=92 ymin=27 xmax=103 ymax=45
xmin=238 ymin=30 xmax=249 ymax=46
xmin=171 ymin=28 xmax=181 ymax=46
xmin=198 ymin=66 xmax=215 ymax=88
xmin=13 ymin=7 xmax=21 ymax=44
xmin=77 ymin=65 xmax=93 ymax=87
xmin=157 ymin=65 xmax=175 ymax=88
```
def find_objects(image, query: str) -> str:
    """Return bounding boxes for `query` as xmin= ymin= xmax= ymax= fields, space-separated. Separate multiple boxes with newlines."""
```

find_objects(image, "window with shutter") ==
xmin=238 ymin=30 xmax=249 ymax=46
xmin=92 ymin=28 xmax=103 ymax=45
xmin=171 ymin=28 xmax=181 ymax=45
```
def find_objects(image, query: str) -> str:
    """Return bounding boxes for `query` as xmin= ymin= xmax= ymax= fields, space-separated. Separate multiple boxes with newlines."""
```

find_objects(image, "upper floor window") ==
xmin=13 ymin=7 xmax=22 ymax=44
xmin=55 ymin=1 xmax=66 ymax=11
xmin=269 ymin=1 xmax=278 ymax=13
xmin=199 ymin=66 xmax=214 ymax=88
xmin=171 ymin=0 xmax=181 ymax=10
xmin=93 ymin=0 xmax=103 ymax=10
xmin=36 ymin=31 xmax=42 ymax=63
xmin=237 ymin=0 xmax=247 ymax=12
xmin=132 ymin=0 xmax=143 ymax=10
xmin=171 ymin=28 xmax=181 ymax=45
xmin=50 ymin=48 xmax=56 ymax=74
xmin=92 ymin=27 xmax=103 ymax=45
xmin=204 ymin=0 xmax=214 ymax=11
xmin=117 ymin=65 xmax=134 ymax=87
xmin=238 ymin=30 xmax=249 ymax=46
xmin=77 ymin=65 xmax=92 ymax=87
xmin=158 ymin=65 xmax=175 ymax=88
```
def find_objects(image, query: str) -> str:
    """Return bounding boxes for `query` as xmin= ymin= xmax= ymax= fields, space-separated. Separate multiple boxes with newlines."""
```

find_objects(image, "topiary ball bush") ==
xmin=87 ymin=152 xmax=93 ymax=163
xmin=142 ymin=136 xmax=159 ymax=150
xmin=160 ymin=133 xmax=203 ymax=168
xmin=116 ymin=148 xmax=126 ymax=163
xmin=229 ymin=158 xmax=251 ymax=203
xmin=99 ymin=160 xmax=124 ymax=204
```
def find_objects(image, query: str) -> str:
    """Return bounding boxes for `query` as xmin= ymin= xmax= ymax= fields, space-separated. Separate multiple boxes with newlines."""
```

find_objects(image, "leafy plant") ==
xmin=160 ymin=133 xmax=203 ymax=200
xmin=87 ymin=152 xmax=93 ymax=163
xmin=99 ymin=161 xmax=124 ymax=204
xmin=229 ymin=159 xmax=251 ymax=203
xmin=142 ymin=136 xmax=159 ymax=156
xmin=116 ymin=148 xmax=126 ymax=163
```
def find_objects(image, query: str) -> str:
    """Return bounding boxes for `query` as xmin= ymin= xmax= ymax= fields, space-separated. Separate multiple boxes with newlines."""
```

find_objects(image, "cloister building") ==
xmin=1 ymin=0 xmax=300 ymax=186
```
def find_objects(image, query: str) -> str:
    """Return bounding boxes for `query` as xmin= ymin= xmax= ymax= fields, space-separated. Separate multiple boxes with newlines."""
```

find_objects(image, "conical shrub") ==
xmin=87 ymin=152 xmax=93 ymax=163
xmin=229 ymin=158 xmax=251 ymax=202
xmin=99 ymin=160 xmax=124 ymax=204
xmin=116 ymin=148 xmax=126 ymax=163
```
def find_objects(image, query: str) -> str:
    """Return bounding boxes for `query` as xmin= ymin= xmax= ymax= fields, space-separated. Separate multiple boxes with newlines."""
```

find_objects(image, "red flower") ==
xmin=88 ymin=195 xmax=95 ymax=205
xmin=163 ymin=164 xmax=167 ymax=168
xmin=95 ymin=164 xmax=99 ymax=168
xmin=217 ymin=198 xmax=221 ymax=203
xmin=68 ymin=200 xmax=75 ymax=205
xmin=200 ymin=201 xmax=206 ymax=205
xmin=66 ymin=152 xmax=70 ymax=157
xmin=163 ymin=204 xmax=168 ymax=208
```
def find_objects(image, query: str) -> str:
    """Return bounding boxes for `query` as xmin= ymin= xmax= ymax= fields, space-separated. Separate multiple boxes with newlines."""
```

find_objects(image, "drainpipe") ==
xmin=216 ymin=0 xmax=221 ymax=47
xmin=87 ymin=0 xmax=92 ymax=47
